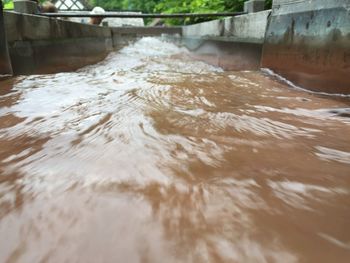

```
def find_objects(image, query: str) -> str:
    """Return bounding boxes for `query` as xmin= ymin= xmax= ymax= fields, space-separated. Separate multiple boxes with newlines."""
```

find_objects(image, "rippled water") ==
xmin=0 ymin=38 xmax=350 ymax=263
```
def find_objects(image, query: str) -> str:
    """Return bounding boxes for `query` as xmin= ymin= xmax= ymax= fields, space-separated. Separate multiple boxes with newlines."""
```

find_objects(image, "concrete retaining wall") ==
xmin=166 ymin=35 xmax=263 ymax=71
xmin=0 ymin=4 xmax=12 ymax=79
xmin=2 ymin=9 xmax=266 ymax=75
xmin=174 ymin=11 xmax=270 ymax=71
xmin=262 ymin=0 xmax=350 ymax=94
xmin=2 ymin=11 xmax=181 ymax=75
xmin=180 ymin=1 xmax=350 ymax=94
xmin=4 ymin=11 xmax=113 ymax=74
xmin=182 ymin=11 xmax=270 ymax=43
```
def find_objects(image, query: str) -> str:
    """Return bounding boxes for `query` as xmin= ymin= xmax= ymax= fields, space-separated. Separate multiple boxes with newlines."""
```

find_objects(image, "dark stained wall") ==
xmin=4 ymin=11 xmax=113 ymax=75
xmin=0 ymin=2 xmax=12 ymax=78
xmin=262 ymin=0 xmax=350 ymax=94
xmin=2 ymin=11 xmax=182 ymax=75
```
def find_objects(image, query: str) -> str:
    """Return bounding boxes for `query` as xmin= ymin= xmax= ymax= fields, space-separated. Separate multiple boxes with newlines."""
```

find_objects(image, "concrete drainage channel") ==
xmin=0 ymin=0 xmax=349 ymax=94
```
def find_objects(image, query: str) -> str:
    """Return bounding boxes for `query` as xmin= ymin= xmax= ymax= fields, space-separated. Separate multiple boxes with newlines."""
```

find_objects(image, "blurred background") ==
xmin=3 ymin=0 xmax=273 ymax=25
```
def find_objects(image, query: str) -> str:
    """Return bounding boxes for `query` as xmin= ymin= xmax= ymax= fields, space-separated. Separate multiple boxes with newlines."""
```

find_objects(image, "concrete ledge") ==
xmin=244 ymin=0 xmax=265 ymax=13
xmin=272 ymin=0 xmax=349 ymax=13
xmin=14 ymin=0 xmax=38 ymax=14
xmin=225 ymin=11 xmax=271 ymax=42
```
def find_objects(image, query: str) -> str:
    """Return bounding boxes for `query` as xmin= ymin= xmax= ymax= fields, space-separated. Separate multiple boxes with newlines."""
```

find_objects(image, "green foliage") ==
xmin=0 ymin=0 xmax=269 ymax=25
xmin=2 ymin=0 xmax=47 ymax=10
xmin=4 ymin=3 xmax=14 ymax=9
xmin=3 ymin=0 xmax=272 ymax=15
xmin=89 ymin=0 xmax=269 ymax=25
xmin=90 ymin=0 xmax=161 ymax=12
xmin=3 ymin=0 xmax=14 ymax=10
xmin=154 ymin=0 xmax=227 ymax=25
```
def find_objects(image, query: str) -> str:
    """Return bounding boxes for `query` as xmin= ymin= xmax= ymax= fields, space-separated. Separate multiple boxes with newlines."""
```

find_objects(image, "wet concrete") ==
xmin=182 ymin=10 xmax=270 ymax=42
xmin=3 ymin=11 xmax=181 ymax=75
xmin=3 ymin=11 xmax=114 ymax=75
xmin=166 ymin=36 xmax=263 ymax=71
xmin=0 ymin=38 xmax=349 ymax=262
xmin=262 ymin=3 xmax=350 ymax=94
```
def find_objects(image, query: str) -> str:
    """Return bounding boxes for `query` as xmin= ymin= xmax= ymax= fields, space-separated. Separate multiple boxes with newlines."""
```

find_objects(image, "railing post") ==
xmin=244 ymin=0 xmax=266 ymax=13
xmin=13 ymin=0 xmax=38 ymax=14
xmin=0 ymin=0 xmax=13 ymax=79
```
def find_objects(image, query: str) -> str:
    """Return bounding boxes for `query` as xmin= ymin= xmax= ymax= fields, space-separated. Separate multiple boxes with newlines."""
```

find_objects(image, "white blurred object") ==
xmin=68 ymin=11 xmax=144 ymax=27
xmin=103 ymin=12 xmax=144 ymax=27
xmin=90 ymin=7 xmax=105 ymax=15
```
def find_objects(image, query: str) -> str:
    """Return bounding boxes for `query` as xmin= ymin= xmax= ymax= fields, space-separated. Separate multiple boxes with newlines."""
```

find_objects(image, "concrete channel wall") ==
xmin=1 ymin=0 xmax=349 ymax=94
xmin=0 ymin=0 xmax=268 ymax=76
xmin=179 ymin=0 xmax=350 ymax=94
xmin=4 ymin=11 xmax=113 ymax=75
xmin=176 ymin=10 xmax=270 ymax=71
xmin=2 ymin=11 xmax=181 ymax=75
xmin=182 ymin=10 xmax=270 ymax=42
xmin=262 ymin=0 xmax=350 ymax=94
xmin=0 ymin=2 xmax=12 ymax=79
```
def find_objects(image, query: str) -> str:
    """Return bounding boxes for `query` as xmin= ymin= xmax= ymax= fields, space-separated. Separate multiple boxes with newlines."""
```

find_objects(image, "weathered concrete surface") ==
xmin=4 ymin=12 xmax=113 ymax=42
xmin=3 ymin=10 xmax=182 ymax=75
xmin=111 ymin=26 xmax=182 ymax=48
xmin=226 ymin=11 xmax=270 ymax=42
xmin=262 ymin=0 xmax=350 ymax=94
xmin=2 ymin=5 xmax=267 ymax=76
xmin=182 ymin=11 xmax=270 ymax=43
xmin=4 ymin=11 xmax=113 ymax=74
xmin=244 ymin=0 xmax=266 ymax=13
xmin=166 ymin=36 xmax=263 ymax=71
xmin=177 ymin=10 xmax=269 ymax=70
xmin=0 ymin=3 xmax=12 ymax=79
xmin=14 ymin=0 xmax=38 ymax=14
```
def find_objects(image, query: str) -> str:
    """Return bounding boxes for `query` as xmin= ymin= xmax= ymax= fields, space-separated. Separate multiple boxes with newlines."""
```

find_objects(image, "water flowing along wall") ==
xmin=261 ymin=0 xmax=350 ymax=94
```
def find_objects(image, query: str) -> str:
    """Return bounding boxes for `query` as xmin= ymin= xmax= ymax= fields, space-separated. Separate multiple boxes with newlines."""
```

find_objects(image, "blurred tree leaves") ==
xmin=82 ymin=0 xmax=274 ymax=25
xmin=3 ymin=0 xmax=273 ymax=14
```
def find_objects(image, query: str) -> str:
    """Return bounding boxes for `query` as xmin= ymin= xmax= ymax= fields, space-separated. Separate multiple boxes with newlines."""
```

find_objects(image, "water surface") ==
xmin=0 ymin=38 xmax=350 ymax=263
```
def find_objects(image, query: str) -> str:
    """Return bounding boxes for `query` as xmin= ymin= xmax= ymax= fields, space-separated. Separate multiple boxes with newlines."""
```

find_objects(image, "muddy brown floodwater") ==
xmin=0 ymin=38 xmax=350 ymax=263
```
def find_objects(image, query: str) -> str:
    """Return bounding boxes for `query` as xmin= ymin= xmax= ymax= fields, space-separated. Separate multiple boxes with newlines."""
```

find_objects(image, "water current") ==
xmin=0 ymin=38 xmax=349 ymax=263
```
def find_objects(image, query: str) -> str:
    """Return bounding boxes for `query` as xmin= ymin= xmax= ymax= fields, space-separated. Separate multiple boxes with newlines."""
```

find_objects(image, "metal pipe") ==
xmin=40 ymin=12 xmax=246 ymax=18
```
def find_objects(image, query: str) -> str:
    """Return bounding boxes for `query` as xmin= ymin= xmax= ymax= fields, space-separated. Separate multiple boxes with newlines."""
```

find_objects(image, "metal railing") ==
xmin=40 ymin=12 xmax=246 ymax=18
